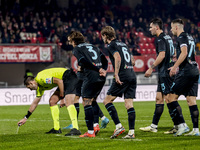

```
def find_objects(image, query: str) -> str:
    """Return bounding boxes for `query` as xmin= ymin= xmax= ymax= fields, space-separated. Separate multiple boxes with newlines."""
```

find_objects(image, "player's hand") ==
xmin=114 ymin=74 xmax=123 ymax=85
xmin=144 ymin=68 xmax=153 ymax=77
xmin=168 ymin=66 xmax=177 ymax=77
xmin=99 ymin=68 xmax=107 ymax=77
xmin=18 ymin=118 xmax=27 ymax=126
xmin=77 ymin=66 xmax=81 ymax=72
xmin=132 ymin=59 xmax=135 ymax=66
xmin=59 ymin=99 xmax=65 ymax=108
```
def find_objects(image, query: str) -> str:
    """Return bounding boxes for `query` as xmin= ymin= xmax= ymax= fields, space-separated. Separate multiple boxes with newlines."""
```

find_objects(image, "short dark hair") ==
xmin=150 ymin=18 xmax=163 ymax=30
xmin=24 ymin=76 xmax=34 ymax=85
xmin=68 ymin=31 xmax=85 ymax=45
xmin=101 ymin=26 xmax=116 ymax=40
xmin=171 ymin=18 xmax=184 ymax=25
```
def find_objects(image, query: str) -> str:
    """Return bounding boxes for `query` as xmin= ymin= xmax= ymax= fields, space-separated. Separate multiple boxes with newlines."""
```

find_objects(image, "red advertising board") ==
xmin=0 ymin=45 xmax=53 ymax=62
xmin=71 ymin=55 xmax=200 ymax=73
xmin=71 ymin=55 xmax=157 ymax=72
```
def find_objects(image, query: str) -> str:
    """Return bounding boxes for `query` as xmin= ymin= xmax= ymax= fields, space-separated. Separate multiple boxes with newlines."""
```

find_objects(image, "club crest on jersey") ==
xmin=45 ymin=78 xmax=52 ymax=84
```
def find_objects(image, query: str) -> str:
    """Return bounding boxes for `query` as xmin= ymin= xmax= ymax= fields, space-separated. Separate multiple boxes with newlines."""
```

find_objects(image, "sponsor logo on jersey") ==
xmin=45 ymin=78 xmax=52 ymax=84
xmin=124 ymin=64 xmax=133 ymax=69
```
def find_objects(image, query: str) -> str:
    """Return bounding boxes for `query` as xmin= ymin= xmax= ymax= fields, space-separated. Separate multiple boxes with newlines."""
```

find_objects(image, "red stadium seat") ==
xmin=149 ymin=43 xmax=155 ymax=49
xmin=143 ymin=43 xmax=149 ymax=49
xmin=140 ymin=49 xmax=146 ymax=54
xmin=138 ymin=32 xmax=144 ymax=37
xmin=139 ymin=43 xmax=144 ymax=49
xmin=152 ymin=48 xmax=156 ymax=54
xmin=140 ymin=37 xmax=147 ymax=43
xmin=146 ymin=37 xmax=152 ymax=43
xmin=146 ymin=49 xmax=152 ymax=54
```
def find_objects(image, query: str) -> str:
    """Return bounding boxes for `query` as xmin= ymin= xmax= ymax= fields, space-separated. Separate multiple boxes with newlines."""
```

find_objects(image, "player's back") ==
xmin=107 ymin=39 xmax=136 ymax=81
xmin=156 ymin=33 xmax=174 ymax=76
xmin=74 ymin=43 xmax=105 ymax=82
xmin=176 ymin=32 xmax=198 ymax=75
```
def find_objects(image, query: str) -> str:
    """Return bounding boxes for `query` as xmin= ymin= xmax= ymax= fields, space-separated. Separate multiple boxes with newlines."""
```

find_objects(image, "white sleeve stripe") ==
xmin=180 ymin=44 xmax=187 ymax=48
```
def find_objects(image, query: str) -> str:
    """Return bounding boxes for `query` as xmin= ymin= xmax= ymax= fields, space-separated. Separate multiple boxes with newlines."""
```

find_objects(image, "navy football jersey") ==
xmin=176 ymin=32 xmax=197 ymax=72
xmin=155 ymin=32 xmax=175 ymax=76
xmin=107 ymin=39 xmax=136 ymax=80
xmin=73 ymin=43 xmax=105 ymax=82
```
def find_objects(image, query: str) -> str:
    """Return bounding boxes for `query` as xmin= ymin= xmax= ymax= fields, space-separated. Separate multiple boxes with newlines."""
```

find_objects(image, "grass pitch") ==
xmin=0 ymin=101 xmax=199 ymax=150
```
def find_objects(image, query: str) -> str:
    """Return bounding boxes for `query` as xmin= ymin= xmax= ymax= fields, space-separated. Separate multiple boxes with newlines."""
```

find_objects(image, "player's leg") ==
xmin=92 ymin=100 xmax=100 ymax=134
xmin=140 ymin=92 xmax=164 ymax=133
xmin=98 ymin=107 xmax=109 ymax=129
xmin=164 ymin=94 xmax=179 ymax=134
xmin=104 ymin=95 xmax=125 ymax=138
xmin=74 ymin=95 xmax=80 ymax=118
xmin=167 ymin=74 xmax=190 ymax=136
xmin=63 ymin=69 xmax=81 ymax=136
xmin=63 ymin=95 xmax=80 ymax=130
xmin=65 ymin=94 xmax=81 ymax=136
xmin=166 ymin=94 xmax=189 ymax=136
xmin=46 ymin=91 xmax=62 ymax=134
xmin=122 ymin=80 xmax=136 ymax=139
xmin=185 ymin=96 xmax=199 ymax=136
xmin=80 ymin=81 xmax=104 ymax=137
xmin=79 ymin=97 xmax=95 ymax=137
xmin=122 ymin=98 xmax=135 ymax=139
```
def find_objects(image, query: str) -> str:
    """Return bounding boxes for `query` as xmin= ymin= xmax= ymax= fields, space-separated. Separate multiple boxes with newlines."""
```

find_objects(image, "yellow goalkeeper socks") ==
xmin=50 ymin=105 xmax=60 ymax=130
xmin=67 ymin=104 xmax=79 ymax=130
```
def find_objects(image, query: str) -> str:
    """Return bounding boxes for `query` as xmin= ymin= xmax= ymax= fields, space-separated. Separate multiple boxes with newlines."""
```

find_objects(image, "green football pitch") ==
xmin=0 ymin=101 xmax=199 ymax=150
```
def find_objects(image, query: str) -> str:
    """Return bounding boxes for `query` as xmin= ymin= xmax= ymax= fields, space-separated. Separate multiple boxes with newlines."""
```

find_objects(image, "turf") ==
xmin=0 ymin=100 xmax=199 ymax=150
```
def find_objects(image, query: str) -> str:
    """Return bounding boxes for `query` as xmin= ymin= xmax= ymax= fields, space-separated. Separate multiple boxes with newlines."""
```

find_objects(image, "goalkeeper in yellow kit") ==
xmin=18 ymin=67 xmax=81 ymax=136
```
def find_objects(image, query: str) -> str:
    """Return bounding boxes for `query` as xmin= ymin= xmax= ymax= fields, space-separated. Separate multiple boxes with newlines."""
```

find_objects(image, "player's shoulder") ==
xmin=158 ymin=32 xmax=171 ymax=41
xmin=178 ymin=32 xmax=187 ymax=39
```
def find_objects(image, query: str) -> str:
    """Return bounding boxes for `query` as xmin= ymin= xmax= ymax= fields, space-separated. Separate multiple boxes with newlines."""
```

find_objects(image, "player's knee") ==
xmin=124 ymin=102 xmax=133 ymax=110
xmin=186 ymin=97 xmax=197 ymax=106
xmin=155 ymin=97 xmax=164 ymax=104
xmin=83 ymin=98 xmax=92 ymax=106
xmin=49 ymin=97 xmax=59 ymax=106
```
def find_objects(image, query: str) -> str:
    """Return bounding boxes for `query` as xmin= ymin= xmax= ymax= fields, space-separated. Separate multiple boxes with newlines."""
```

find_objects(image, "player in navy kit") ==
xmin=167 ymin=18 xmax=199 ymax=136
xmin=68 ymin=31 xmax=108 ymax=137
xmin=101 ymin=26 xmax=136 ymax=139
xmin=140 ymin=18 xmax=185 ymax=134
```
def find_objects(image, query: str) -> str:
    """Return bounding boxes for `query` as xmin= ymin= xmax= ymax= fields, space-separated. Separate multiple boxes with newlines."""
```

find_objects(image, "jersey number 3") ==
xmin=86 ymin=46 xmax=97 ymax=60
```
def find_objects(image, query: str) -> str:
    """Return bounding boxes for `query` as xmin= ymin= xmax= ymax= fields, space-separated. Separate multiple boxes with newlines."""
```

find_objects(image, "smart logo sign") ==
xmin=0 ymin=88 xmax=56 ymax=106
xmin=1 ymin=85 xmax=198 ymax=106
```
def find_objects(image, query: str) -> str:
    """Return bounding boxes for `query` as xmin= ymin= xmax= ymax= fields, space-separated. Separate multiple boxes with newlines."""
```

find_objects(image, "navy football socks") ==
xmin=105 ymin=103 xmax=120 ymax=125
xmin=127 ymin=107 xmax=135 ymax=130
xmin=189 ymin=105 xmax=199 ymax=128
xmin=152 ymin=104 xmax=164 ymax=125
xmin=84 ymin=105 xmax=94 ymax=130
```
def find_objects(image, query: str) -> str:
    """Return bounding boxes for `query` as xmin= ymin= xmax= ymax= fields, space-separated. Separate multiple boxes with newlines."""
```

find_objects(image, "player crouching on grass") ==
xmin=18 ymin=67 xmax=81 ymax=136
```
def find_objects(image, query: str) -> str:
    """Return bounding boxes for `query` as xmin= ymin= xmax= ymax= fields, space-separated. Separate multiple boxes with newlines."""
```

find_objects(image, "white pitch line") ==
xmin=0 ymin=119 xmax=155 ymax=122
xmin=63 ymin=135 xmax=143 ymax=141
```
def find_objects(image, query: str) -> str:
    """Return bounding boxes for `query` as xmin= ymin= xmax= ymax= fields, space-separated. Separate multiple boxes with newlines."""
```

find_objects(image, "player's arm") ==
xmin=18 ymin=96 xmax=41 ymax=126
xmin=99 ymin=52 xmax=108 ymax=77
xmin=145 ymin=51 xmax=165 ymax=77
xmin=79 ymin=57 xmax=100 ymax=71
xmin=131 ymin=55 xmax=135 ymax=66
xmin=169 ymin=46 xmax=187 ymax=76
xmin=53 ymin=77 xmax=64 ymax=99
xmin=113 ymin=51 xmax=123 ymax=85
